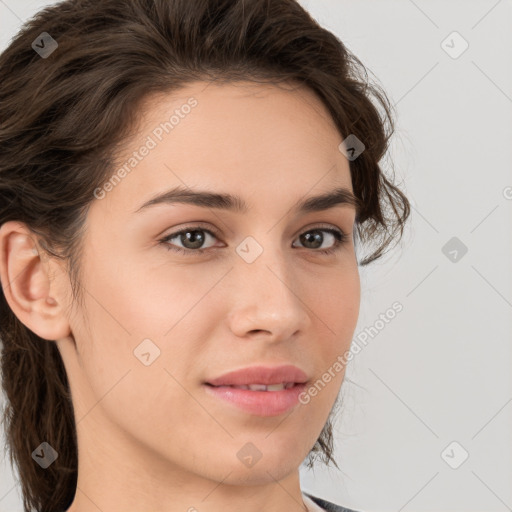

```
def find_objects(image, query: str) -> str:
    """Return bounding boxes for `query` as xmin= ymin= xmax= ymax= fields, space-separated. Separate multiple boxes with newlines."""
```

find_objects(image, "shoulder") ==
xmin=304 ymin=492 xmax=363 ymax=512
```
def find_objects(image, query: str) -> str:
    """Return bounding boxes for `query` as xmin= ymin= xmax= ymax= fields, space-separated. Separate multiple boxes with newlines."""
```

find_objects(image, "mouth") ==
xmin=202 ymin=364 xmax=309 ymax=416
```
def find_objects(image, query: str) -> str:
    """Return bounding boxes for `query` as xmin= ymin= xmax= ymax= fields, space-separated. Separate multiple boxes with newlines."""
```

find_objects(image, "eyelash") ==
xmin=158 ymin=224 xmax=349 ymax=257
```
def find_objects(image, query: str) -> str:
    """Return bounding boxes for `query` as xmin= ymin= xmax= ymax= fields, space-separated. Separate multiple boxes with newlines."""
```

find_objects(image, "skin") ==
xmin=0 ymin=80 xmax=360 ymax=512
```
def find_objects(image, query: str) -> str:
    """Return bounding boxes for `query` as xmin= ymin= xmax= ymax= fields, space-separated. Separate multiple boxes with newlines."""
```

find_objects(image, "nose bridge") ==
xmin=237 ymin=231 xmax=293 ymax=297
xmin=227 ymin=233 xmax=310 ymax=338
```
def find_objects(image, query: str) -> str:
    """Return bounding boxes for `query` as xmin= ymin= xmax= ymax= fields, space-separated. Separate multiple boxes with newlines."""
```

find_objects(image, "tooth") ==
xmin=247 ymin=384 xmax=267 ymax=391
xmin=266 ymin=383 xmax=285 ymax=391
xmin=230 ymin=383 xmax=289 ymax=391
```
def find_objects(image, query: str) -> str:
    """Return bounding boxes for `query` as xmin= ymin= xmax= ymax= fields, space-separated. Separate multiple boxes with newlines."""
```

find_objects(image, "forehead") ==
xmin=102 ymin=80 xmax=353 ymax=216
xmin=139 ymin=79 xmax=338 ymax=129
xmin=131 ymin=79 xmax=344 ymax=159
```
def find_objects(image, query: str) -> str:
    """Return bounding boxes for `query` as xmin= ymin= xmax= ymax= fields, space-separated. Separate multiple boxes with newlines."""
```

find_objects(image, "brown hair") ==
xmin=0 ymin=0 xmax=410 ymax=511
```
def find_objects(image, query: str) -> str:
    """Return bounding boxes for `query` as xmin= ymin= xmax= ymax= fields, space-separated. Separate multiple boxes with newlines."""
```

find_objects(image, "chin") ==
xmin=191 ymin=445 xmax=303 ymax=486
xmin=220 ymin=463 xmax=298 ymax=486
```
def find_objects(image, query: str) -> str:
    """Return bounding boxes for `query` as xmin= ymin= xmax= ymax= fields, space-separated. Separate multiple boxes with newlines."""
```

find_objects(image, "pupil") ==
xmin=302 ymin=231 xmax=322 ymax=249
xmin=183 ymin=230 xmax=204 ymax=249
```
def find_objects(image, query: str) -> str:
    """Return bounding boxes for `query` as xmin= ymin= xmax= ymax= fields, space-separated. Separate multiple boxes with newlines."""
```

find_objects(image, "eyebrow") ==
xmin=133 ymin=185 xmax=362 ymax=217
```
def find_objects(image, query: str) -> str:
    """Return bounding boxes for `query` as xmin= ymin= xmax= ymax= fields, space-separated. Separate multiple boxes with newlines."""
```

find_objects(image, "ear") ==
xmin=0 ymin=221 xmax=71 ymax=341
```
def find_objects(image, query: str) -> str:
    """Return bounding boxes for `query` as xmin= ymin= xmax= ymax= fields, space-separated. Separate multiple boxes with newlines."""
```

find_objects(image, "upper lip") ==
xmin=205 ymin=364 xmax=309 ymax=386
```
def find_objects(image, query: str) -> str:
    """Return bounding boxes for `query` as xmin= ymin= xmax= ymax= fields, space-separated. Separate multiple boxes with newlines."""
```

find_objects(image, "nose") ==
xmin=226 ymin=246 xmax=311 ymax=342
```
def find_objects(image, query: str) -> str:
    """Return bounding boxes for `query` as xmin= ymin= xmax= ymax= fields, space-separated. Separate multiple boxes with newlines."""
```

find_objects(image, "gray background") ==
xmin=1 ymin=1 xmax=511 ymax=511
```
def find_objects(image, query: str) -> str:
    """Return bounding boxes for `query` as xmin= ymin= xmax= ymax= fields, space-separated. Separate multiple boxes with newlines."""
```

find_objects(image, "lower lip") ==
xmin=203 ymin=383 xmax=307 ymax=417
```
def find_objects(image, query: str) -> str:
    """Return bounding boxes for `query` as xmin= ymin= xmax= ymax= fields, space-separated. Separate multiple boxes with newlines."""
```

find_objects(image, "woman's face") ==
xmin=47 ymin=81 xmax=360 ymax=493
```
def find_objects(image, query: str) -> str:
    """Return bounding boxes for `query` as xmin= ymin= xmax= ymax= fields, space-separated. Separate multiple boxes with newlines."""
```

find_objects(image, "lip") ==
xmin=203 ymin=364 xmax=309 ymax=417
xmin=205 ymin=364 xmax=308 ymax=387
xmin=203 ymin=383 xmax=307 ymax=416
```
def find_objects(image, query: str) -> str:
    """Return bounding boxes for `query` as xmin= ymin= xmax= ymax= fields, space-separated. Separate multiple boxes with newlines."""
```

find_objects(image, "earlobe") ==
xmin=0 ymin=221 xmax=71 ymax=341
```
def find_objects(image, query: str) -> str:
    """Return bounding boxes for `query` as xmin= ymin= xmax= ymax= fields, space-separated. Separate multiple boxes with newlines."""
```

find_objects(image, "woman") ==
xmin=0 ymin=1 xmax=410 ymax=511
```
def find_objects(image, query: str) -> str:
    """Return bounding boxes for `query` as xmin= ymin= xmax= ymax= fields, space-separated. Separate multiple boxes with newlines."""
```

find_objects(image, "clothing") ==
xmin=303 ymin=493 xmax=328 ymax=512
xmin=303 ymin=492 xmax=361 ymax=512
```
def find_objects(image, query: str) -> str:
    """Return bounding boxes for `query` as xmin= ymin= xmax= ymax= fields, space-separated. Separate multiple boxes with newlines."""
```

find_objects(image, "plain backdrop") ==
xmin=1 ymin=1 xmax=511 ymax=511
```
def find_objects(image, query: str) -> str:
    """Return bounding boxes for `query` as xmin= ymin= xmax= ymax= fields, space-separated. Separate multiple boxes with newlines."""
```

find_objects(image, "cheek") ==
xmin=92 ymin=256 xmax=203 ymax=337
xmin=298 ymin=266 xmax=360 ymax=404
xmin=311 ymin=264 xmax=360 ymax=343
xmin=73 ymin=290 xmax=192 ymax=445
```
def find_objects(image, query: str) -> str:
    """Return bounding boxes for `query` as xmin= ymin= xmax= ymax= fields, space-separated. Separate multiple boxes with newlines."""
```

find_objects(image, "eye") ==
xmin=158 ymin=225 xmax=220 ymax=256
xmin=158 ymin=224 xmax=349 ymax=256
xmin=292 ymin=227 xmax=349 ymax=255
